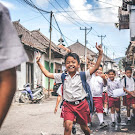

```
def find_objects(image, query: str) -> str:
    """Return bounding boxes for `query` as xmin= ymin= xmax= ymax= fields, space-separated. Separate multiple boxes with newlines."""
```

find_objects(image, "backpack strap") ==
xmin=80 ymin=72 xmax=86 ymax=88
xmin=80 ymin=71 xmax=93 ymax=113
xmin=61 ymin=73 xmax=66 ymax=85
xmin=124 ymin=77 xmax=126 ymax=88
xmin=60 ymin=73 xmax=66 ymax=108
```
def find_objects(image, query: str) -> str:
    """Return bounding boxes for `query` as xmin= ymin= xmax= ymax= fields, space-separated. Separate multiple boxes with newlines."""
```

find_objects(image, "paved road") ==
xmin=0 ymin=96 xmax=135 ymax=135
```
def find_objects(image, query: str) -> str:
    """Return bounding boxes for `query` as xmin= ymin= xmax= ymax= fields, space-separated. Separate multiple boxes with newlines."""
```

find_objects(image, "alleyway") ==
xmin=0 ymin=96 xmax=135 ymax=135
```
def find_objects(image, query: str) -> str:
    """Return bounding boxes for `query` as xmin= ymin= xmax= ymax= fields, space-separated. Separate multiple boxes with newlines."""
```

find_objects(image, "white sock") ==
xmin=111 ymin=113 xmax=115 ymax=122
xmin=97 ymin=113 xmax=103 ymax=124
xmin=104 ymin=108 xmax=107 ymax=113
xmin=128 ymin=117 xmax=131 ymax=120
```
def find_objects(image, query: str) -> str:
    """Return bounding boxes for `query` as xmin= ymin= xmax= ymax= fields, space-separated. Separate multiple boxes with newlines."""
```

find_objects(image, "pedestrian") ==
xmin=0 ymin=3 xmax=28 ymax=128
xmin=36 ymin=43 xmax=103 ymax=135
xmin=122 ymin=67 xmax=135 ymax=124
xmin=107 ymin=69 xmax=122 ymax=127
xmin=89 ymin=65 xmax=107 ymax=128
xmin=133 ymin=72 xmax=135 ymax=81
xmin=102 ymin=72 xmax=109 ymax=116
xmin=54 ymin=84 xmax=77 ymax=134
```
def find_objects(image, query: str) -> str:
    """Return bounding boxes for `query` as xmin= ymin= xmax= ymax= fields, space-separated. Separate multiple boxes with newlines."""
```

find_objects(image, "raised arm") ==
xmin=36 ymin=53 xmax=54 ymax=79
xmin=90 ymin=43 xmax=103 ymax=75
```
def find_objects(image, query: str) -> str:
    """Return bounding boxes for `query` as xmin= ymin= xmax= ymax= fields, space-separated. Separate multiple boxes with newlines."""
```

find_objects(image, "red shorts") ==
xmin=102 ymin=92 xmax=108 ymax=103
xmin=108 ymin=97 xmax=120 ymax=108
xmin=93 ymin=97 xmax=103 ymax=113
xmin=63 ymin=99 xmax=91 ymax=125
xmin=123 ymin=95 xmax=135 ymax=106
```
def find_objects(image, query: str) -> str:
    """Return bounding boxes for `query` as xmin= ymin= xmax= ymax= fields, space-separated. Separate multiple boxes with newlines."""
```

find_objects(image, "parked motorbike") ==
xmin=19 ymin=83 xmax=44 ymax=103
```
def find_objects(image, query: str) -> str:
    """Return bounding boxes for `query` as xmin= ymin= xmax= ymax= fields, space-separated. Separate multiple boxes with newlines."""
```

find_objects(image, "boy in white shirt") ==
xmin=90 ymin=65 xmax=107 ymax=128
xmin=107 ymin=69 xmax=122 ymax=127
xmin=121 ymin=67 xmax=135 ymax=124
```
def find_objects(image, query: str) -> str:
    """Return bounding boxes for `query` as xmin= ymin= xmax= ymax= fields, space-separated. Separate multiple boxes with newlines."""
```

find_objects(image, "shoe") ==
xmin=88 ymin=122 xmax=92 ymax=128
xmin=117 ymin=115 xmax=121 ymax=123
xmin=72 ymin=125 xmax=76 ymax=134
xmin=99 ymin=122 xmax=108 ymax=128
xmin=126 ymin=120 xmax=131 ymax=125
xmin=103 ymin=112 xmax=107 ymax=116
xmin=111 ymin=122 xmax=116 ymax=127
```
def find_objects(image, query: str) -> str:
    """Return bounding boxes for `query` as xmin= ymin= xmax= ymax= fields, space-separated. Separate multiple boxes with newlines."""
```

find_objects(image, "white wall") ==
xmin=16 ymin=62 xmax=26 ymax=90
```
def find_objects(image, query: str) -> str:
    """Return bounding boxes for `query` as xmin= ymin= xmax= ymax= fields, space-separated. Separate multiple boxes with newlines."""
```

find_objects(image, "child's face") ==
xmin=65 ymin=56 xmax=80 ymax=74
xmin=108 ymin=72 xmax=115 ymax=81
xmin=125 ymin=70 xmax=132 ymax=78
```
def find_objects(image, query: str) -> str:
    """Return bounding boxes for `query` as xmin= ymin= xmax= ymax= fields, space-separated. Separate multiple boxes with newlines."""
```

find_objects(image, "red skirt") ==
xmin=63 ymin=99 xmax=91 ymax=125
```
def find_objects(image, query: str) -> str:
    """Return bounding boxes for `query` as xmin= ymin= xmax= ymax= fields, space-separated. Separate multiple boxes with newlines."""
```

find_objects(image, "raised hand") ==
xmin=36 ymin=52 xmax=41 ymax=63
xmin=96 ymin=42 xmax=103 ymax=55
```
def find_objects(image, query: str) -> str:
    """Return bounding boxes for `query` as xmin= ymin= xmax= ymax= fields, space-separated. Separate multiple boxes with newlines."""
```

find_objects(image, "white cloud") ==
xmin=35 ymin=0 xmax=49 ymax=7
xmin=0 ymin=0 xmax=15 ymax=9
xmin=54 ymin=0 xmax=122 ymax=25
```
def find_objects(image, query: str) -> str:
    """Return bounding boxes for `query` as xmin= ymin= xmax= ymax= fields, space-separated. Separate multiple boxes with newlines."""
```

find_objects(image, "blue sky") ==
xmin=0 ymin=0 xmax=130 ymax=59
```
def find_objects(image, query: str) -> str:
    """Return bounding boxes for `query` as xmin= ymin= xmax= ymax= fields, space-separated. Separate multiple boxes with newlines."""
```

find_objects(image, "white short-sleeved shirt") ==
xmin=107 ymin=78 xmax=122 ymax=97
xmin=0 ymin=3 xmax=28 ymax=72
xmin=89 ymin=74 xmax=104 ymax=97
xmin=54 ymin=70 xmax=91 ymax=102
xmin=121 ymin=76 xmax=135 ymax=92
xmin=57 ymin=84 xmax=62 ymax=96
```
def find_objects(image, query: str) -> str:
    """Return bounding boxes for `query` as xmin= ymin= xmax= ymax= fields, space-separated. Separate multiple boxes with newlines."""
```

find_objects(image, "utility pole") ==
xmin=80 ymin=27 xmax=92 ymax=71
xmin=48 ymin=11 xmax=53 ymax=98
xmin=98 ymin=35 xmax=106 ymax=71
xmin=98 ymin=35 xmax=106 ymax=46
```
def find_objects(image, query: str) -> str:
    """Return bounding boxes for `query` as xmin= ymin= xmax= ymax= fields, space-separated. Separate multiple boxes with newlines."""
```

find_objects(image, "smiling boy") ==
xmin=36 ymin=43 xmax=103 ymax=135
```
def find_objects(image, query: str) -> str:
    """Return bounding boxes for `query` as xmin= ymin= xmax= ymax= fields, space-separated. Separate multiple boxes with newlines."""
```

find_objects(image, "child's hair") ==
xmin=108 ymin=69 xmax=116 ymax=74
xmin=65 ymin=53 xmax=80 ymax=64
xmin=133 ymin=72 xmax=135 ymax=76
xmin=125 ymin=66 xmax=132 ymax=72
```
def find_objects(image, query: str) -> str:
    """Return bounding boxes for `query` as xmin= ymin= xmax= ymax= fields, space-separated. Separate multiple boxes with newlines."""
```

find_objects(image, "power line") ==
xmin=54 ymin=0 xmax=86 ymax=27
xmin=46 ymin=0 xmax=81 ymax=27
xmin=53 ymin=14 xmax=69 ymax=46
xmin=18 ymin=0 xmax=50 ymax=13
xmin=54 ymin=7 xmax=116 ymax=13
xmin=20 ymin=0 xmax=76 ymax=43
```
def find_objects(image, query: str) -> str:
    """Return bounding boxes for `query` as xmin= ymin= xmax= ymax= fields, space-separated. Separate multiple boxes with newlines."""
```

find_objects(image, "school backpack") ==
xmin=61 ymin=71 xmax=94 ymax=113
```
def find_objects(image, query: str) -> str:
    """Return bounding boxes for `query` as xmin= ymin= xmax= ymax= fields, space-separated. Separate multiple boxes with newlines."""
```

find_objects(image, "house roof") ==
xmin=13 ymin=21 xmax=64 ymax=56
xmin=69 ymin=41 xmax=96 ymax=56
xmin=68 ymin=41 xmax=114 ymax=62
xmin=13 ymin=21 xmax=47 ymax=52
xmin=31 ymin=30 xmax=64 ymax=55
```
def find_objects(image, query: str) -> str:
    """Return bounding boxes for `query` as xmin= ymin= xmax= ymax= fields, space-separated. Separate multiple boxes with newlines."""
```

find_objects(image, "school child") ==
xmin=0 ymin=3 xmax=28 ymax=127
xmin=54 ymin=84 xmax=77 ymax=134
xmin=36 ymin=43 xmax=103 ymax=135
xmin=102 ymin=72 xmax=109 ymax=116
xmin=107 ymin=69 xmax=122 ymax=127
xmin=89 ymin=65 xmax=107 ymax=128
xmin=121 ymin=67 xmax=135 ymax=124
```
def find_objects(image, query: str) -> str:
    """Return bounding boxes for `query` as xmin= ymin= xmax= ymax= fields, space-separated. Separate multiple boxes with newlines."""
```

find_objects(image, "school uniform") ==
xmin=90 ymin=74 xmax=104 ymax=113
xmin=54 ymin=70 xmax=91 ymax=125
xmin=102 ymin=86 xmax=108 ymax=104
xmin=121 ymin=76 xmax=135 ymax=106
xmin=107 ymin=78 xmax=122 ymax=108
xmin=0 ymin=3 xmax=28 ymax=72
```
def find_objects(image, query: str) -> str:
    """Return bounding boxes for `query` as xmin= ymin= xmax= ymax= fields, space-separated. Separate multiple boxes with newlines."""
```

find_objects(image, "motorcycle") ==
xmin=19 ymin=83 xmax=44 ymax=103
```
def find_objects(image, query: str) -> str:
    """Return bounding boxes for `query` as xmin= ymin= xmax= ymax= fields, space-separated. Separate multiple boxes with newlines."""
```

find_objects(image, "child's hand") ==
xmin=100 ymin=74 xmax=106 ymax=79
xmin=36 ymin=52 xmax=41 ymax=63
xmin=96 ymin=42 xmax=103 ymax=55
xmin=130 ymin=91 xmax=135 ymax=97
xmin=54 ymin=106 xmax=58 ymax=114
